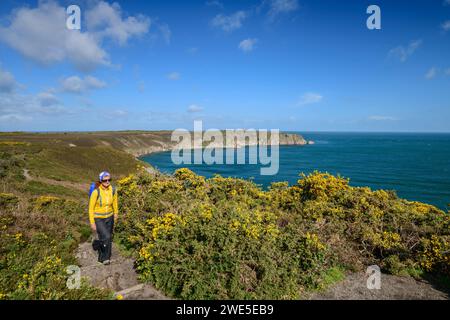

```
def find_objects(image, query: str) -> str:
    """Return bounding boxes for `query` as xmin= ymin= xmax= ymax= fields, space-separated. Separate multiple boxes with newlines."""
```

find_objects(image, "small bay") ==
xmin=140 ymin=132 xmax=450 ymax=210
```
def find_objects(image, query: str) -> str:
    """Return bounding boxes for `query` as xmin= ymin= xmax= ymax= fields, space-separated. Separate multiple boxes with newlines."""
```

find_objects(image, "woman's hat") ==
xmin=99 ymin=171 xmax=111 ymax=181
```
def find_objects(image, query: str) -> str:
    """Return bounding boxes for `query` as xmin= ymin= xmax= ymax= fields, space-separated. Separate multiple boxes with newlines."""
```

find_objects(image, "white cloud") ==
xmin=238 ymin=38 xmax=258 ymax=52
xmin=0 ymin=89 xmax=69 ymax=123
xmin=158 ymin=23 xmax=172 ymax=44
xmin=0 ymin=67 xmax=20 ymax=93
xmin=0 ymin=114 xmax=32 ymax=123
xmin=206 ymin=1 xmax=224 ymax=9
xmin=368 ymin=115 xmax=397 ymax=121
xmin=211 ymin=11 xmax=247 ymax=32
xmin=113 ymin=110 xmax=128 ymax=116
xmin=100 ymin=109 xmax=129 ymax=119
xmin=61 ymin=76 xmax=106 ymax=94
xmin=389 ymin=39 xmax=422 ymax=62
xmin=298 ymin=92 xmax=323 ymax=106
xmin=0 ymin=1 xmax=108 ymax=72
xmin=187 ymin=104 xmax=203 ymax=113
xmin=37 ymin=91 xmax=60 ymax=106
xmin=0 ymin=1 xmax=154 ymax=72
xmin=84 ymin=76 xmax=107 ymax=89
xmin=267 ymin=0 xmax=299 ymax=20
xmin=425 ymin=67 xmax=438 ymax=80
xmin=442 ymin=20 xmax=450 ymax=32
xmin=0 ymin=68 xmax=60 ymax=123
xmin=167 ymin=72 xmax=181 ymax=80
xmin=85 ymin=1 xmax=150 ymax=46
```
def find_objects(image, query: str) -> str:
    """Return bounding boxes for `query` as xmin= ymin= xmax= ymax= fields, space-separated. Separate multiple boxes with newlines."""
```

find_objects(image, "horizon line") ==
xmin=1 ymin=130 xmax=450 ymax=134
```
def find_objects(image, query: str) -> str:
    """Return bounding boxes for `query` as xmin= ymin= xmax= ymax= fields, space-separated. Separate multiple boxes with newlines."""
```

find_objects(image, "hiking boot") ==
xmin=102 ymin=259 xmax=111 ymax=265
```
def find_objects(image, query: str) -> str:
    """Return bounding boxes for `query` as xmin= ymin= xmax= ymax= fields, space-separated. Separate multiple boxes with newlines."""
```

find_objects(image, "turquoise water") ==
xmin=140 ymin=132 xmax=450 ymax=210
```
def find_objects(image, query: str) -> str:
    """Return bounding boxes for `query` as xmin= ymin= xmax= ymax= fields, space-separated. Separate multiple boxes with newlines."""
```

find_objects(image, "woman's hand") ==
xmin=90 ymin=223 xmax=96 ymax=231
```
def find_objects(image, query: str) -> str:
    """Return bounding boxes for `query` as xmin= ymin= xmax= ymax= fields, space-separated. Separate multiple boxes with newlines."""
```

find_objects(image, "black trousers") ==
xmin=94 ymin=216 xmax=114 ymax=262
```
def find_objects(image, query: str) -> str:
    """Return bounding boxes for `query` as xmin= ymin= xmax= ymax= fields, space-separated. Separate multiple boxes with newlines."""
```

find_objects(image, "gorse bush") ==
xmin=116 ymin=168 xmax=450 ymax=299
xmin=0 ymin=192 xmax=111 ymax=300
xmin=0 ymin=152 xmax=25 ymax=182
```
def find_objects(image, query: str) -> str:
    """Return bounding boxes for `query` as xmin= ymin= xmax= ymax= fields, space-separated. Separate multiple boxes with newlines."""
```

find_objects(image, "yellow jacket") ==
xmin=88 ymin=185 xmax=118 ymax=224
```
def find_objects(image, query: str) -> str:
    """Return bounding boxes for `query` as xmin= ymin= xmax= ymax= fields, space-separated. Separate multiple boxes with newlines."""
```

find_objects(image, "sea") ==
xmin=140 ymin=132 xmax=450 ymax=210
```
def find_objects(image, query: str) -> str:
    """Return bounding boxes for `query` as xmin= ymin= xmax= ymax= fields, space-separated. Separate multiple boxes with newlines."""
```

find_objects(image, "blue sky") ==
xmin=0 ymin=0 xmax=449 ymax=132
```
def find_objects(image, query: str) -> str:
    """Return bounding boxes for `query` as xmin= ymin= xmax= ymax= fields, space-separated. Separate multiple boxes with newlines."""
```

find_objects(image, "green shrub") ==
xmin=20 ymin=181 xmax=84 ymax=198
xmin=115 ymin=169 xmax=450 ymax=299
xmin=0 ymin=194 xmax=111 ymax=300
xmin=0 ymin=193 xmax=19 ymax=211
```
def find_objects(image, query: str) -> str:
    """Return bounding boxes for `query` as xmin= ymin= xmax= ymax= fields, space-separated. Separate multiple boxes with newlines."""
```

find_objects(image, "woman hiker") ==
xmin=88 ymin=171 xmax=118 ymax=265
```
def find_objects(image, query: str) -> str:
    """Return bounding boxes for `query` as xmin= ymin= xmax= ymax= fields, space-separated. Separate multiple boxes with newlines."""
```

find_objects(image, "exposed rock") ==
xmin=124 ymin=131 xmax=308 ymax=157
xmin=23 ymin=169 xmax=31 ymax=180
xmin=76 ymin=242 xmax=169 ymax=300
xmin=307 ymin=272 xmax=449 ymax=300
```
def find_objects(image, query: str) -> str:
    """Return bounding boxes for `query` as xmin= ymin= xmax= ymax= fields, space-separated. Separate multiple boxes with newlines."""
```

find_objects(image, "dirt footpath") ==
xmin=76 ymin=242 xmax=169 ymax=300
xmin=309 ymin=272 xmax=449 ymax=300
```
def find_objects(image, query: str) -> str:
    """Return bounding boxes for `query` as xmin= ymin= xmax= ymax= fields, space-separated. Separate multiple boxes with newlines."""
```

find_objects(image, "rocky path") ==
xmin=75 ymin=242 xmax=169 ymax=300
xmin=24 ymin=166 xmax=167 ymax=300
xmin=309 ymin=272 xmax=449 ymax=300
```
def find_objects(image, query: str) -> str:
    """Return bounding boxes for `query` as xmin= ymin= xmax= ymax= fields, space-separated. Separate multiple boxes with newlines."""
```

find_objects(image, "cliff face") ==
xmin=279 ymin=133 xmax=307 ymax=145
xmin=121 ymin=131 xmax=308 ymax=157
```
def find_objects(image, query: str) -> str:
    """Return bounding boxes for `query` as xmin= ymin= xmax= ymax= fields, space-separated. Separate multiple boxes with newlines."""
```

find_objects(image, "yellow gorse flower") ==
xmin=0 ymin=141 xmax=30 ymax=146
xmin=420 ymin=235 xmax=449 ymax=271
xmin=363 ymin=230 xmax=403 ymax=250
xmin=34 ymin=196 xmax=61 ymax=209
xmin=118 ymin=175 xmax=134 ymax=186
xmin=305 ymin=232 xmax=326 ymax=251
xmin=228 ymin=209 xmax=279 ymax=241
xmin=146 ymin=212 xmax=183 ymax=240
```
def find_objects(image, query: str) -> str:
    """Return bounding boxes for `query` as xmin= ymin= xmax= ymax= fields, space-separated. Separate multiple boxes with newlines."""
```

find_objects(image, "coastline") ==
xmin=135 ymin=142 xmax=313 ymax=160
xmin=0 ymin=130 xmax=309 ymax=157
xmin=123 ymin=131 xmax=310 ymax=157
xmin=137 ymin=132 xmax=450 ymax=211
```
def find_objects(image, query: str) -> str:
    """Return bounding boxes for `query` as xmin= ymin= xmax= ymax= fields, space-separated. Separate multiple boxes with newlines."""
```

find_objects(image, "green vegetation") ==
xmin=115 ymin=168 xmax=449 ymax=299
xmin=0 ymin=133 xmax=144 ymax=300
xmin=0 ymin=196 xmax=110 ymax=299
xmin=19 ymin=181 xmax=85 ymax=198
xmin=1 ymin=132 xmax=449 ymax=300
xmin=24 ymin=144 xmax=139 ymax=182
